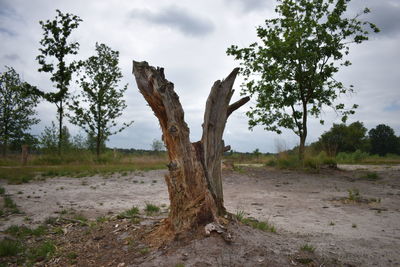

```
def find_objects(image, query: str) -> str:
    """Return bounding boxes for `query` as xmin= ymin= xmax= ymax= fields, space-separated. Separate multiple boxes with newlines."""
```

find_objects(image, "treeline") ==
xmin=311 ymin=122 xmax=400 ymax=157
xmin=0 ymin=10 xmax=131 ymax=158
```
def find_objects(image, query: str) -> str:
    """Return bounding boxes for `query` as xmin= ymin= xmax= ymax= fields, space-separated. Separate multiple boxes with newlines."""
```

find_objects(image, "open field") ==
xmin=1 ymin=164 xmax=399 ymax=266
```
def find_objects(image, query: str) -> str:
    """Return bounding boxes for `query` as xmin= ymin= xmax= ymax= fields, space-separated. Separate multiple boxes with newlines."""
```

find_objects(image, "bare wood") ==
xmin=132 ymin=60 xmax=247 ymax=239
xmin=21 ymin=145 xmax=29 ymax=166
xmin=227 ymin=96 xmax=250 ymax=117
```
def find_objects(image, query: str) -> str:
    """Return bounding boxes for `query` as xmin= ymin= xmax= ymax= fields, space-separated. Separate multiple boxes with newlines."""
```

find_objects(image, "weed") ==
xmin=118 ymin=206 xmax=139 ymax=219
xmin=329 ymin=221 xmax=335 ymax=226
xmin=235 ymin=210 xmax=245 ymax=221
xmin=300 ymin=244 xmax=316 ymax=253
xmin=0 ymin=186 xmax=5 ymax=194
xmin=352 ymin=223 xmax=357 ymax=228
xmin=145 ymin=203 xmax=160 ymax=215
xmin=347 ymin=188 xmax=361 ymax=202
xmin=45 ymin=217 xmax=58 ymax=225
xmin=0 ymin=239 xmax=22 ymax=257
xmin=175 ymin=264 xmax=185 ymax=267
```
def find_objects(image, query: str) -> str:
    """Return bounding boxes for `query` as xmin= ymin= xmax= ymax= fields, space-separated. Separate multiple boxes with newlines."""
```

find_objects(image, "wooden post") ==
xmin=21 ymin=145 xmax=29 ymax=166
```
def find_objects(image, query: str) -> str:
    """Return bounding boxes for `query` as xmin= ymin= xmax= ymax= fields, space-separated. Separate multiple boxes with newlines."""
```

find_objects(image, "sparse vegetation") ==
xmin=145 ymin=203 xmax=160 ymax=215
xmin=0 ymin=239 xmax=22 ymax=257
xmin=300 ymin=244 xmax=316 ymax=253
xmin=117 ymin=206 xmax=139 ymax=219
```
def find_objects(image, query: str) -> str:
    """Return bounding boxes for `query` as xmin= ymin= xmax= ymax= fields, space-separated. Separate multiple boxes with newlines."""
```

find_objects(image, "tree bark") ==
xmin=132 ymin=61 xmax=249 ymax=238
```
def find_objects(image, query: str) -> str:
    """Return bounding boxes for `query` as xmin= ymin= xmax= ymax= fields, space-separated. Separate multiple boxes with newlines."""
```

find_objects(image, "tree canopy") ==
xmin=227 ymin=0 xmax=379 ymax=159
xmin=36 ymin=9 xmax=82 ymax=154
xmin=369 ymin=124 xmax=399 ymax=156
xmin=0 ymin=67 xmax=40 ymax=155
xmin=68 ymin=43 xmax=133 ymax=156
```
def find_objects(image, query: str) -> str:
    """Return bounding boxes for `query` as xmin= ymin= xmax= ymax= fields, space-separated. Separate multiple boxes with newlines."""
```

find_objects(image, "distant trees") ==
xmin=315 ymin=121 xmax=368 ymax=156
xmin=227 ymin=0 xmax=379 ymax=160
xmin=68 ymin=43 xmax=133 ymax=157
xmin=0 ymin=67 xmax=40 ymax=156
xmin=36 ymin=9 xmax=82 ymax=155
xmin=369 ymin=124 xmax=400 ymax=156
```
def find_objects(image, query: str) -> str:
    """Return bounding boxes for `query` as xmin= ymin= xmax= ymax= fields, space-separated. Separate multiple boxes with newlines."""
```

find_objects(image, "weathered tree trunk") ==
xmin=132 ymin=61 xmax=249 ymax=239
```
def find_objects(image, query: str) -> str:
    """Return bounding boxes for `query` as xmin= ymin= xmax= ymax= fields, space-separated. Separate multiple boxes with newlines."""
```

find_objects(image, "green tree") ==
xmin=368 ymin=124 xmax=399 ymax=156
xmin=68 ymin=43 xmax=133 ymax=157
xmin=316 ymin=121 xmax=367 ymax=156
xmin=151 ymin=139 xmax=164 ymax=152
xmin=227 ymin=0 xmax=379 ymax=160
xmin=39 ymin=122 xmax=72 ymax=153
xmin=0 ymin=67 xmax=40 ymax=156
xmin=36 ymin=9 xmax=82 ymax=155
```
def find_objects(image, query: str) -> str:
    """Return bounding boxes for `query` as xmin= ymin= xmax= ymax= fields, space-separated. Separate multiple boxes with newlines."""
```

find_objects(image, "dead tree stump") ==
xmin=132 ymin=61 xmax=249 ymax=241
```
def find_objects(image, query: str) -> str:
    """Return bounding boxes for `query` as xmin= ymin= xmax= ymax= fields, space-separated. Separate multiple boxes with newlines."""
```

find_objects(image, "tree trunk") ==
xmin=132 ymin=61 xmax=249 ymax=239
xmin=58 ymin=100 xmax=63 ymax=156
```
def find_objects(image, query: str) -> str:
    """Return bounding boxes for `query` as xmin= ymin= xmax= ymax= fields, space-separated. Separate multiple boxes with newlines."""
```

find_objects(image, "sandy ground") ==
xmin=1 ymin=165 xmax=400 ymax=266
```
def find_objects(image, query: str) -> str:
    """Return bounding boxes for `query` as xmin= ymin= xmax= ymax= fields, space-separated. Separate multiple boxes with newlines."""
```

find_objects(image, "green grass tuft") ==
xmin=300 ymin=244 xmax=316 ymax=253
xmin=145 ymin=203 xmax=160 ymax=215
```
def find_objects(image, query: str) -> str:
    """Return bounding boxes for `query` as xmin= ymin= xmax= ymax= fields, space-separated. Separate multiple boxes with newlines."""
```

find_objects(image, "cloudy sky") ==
xmin=1 ymin=0 xmax=399 ymax=152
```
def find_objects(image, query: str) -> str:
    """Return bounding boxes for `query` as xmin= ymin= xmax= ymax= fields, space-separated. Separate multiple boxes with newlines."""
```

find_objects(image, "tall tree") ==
xmin=132 ymin=61 xmax=249 ymax=243
xmin=368 ymin=124 xmax=399 ymax=156
xmin=68 ymin=43 xmax=133 ymax=157
xmin=0 ymin=67 xmax=40 ymax=156
xmin=227 ymin=0 xmax=379 ymax=160
xmin=36 ymin=9 xmax=82 ymax=155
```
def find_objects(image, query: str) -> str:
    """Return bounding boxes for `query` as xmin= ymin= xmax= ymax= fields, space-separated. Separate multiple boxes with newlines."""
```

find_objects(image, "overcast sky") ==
xmin=1 ymin=0 xmax=399 ymax=152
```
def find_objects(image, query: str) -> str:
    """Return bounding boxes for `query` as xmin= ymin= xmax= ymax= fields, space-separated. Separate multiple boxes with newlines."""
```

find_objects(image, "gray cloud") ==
xmin=367 ymin=3 xmax=400 ymax=37
xmin=227 ymin=0 xmax=272 ymax=12
xmin=129 ymin=6 xmax=214 ymax=37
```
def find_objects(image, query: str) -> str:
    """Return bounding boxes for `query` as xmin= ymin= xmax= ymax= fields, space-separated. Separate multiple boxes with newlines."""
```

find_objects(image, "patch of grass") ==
xmin=0 ymin=186 xmax=5 ymax=194
xmin=300 ymin=244 xmax=316 ymax=253
xmin=360 ymin=172 xmax=379 ymax=180
xmin=96 ymin=216 xmax=108 ymax=223
xmin=117 ymin=206 xmax=139 ymax=219
xmin=5 ymin=225 xmax=47 ymax=238
xmin=66 ymin=251 xmax=78 ymax=259
xmin=175 ymin=264 xmax=185 ymax=267
xmin=347 ymin=188 xmax=361 ymax=202
xmin=0 ymin=239 xmax=22 ymax=257
xmin=235 ymin=210 xmax=245 ymax=221
xmin=139 ymin=247 xmax=150 ymax=255
xmin=241 ymin=217 xmax=276 ymax=233
xmin=27 ymin=240 xmax=56 ymax=262
xmin=3 ymin=195 xmax=20 ymax=213
xmin=145 ymin=203 xmax=160 ymax=215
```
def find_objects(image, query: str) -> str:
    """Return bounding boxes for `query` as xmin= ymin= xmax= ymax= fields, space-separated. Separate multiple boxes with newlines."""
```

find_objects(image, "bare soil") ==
xmin=1 ymin=165 xmax=400 ymax=266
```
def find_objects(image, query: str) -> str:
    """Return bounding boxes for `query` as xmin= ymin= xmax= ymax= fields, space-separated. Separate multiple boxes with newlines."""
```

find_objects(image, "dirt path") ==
xmin=1 ymin=165 xmax=400 ymax=266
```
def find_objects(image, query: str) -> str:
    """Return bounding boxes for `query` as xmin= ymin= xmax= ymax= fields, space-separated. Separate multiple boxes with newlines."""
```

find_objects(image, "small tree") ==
xmin=68 ymin=43 xmax=133 ymax=157
xmin=0 ymin=67 xmax=40 ymax=156
xmin=151 ymin=139 xmax=164 ymax=152
xmin=227 ymin=0 xmax=379 ymax=160
xmin=368 ymin=124 xmax=399 ymax=156
xmin=39 ymin=122 xmax=72 ymax=154
xmin=36 ymin=9 xmax=82 ymax=155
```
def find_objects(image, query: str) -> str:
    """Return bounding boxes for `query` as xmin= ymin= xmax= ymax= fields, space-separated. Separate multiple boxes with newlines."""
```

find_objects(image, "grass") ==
xmin=27 ymin=240 xmax=56 ymax=262
xmin=0 ymin=186 xmax=5 ymax=194
xmin=0 ymin=153 xmax=168 ymax=184
xmin=3 ymin=195 xmax=20 ymax=214
xmin=145 ymin=203 xmax=160 ymax=215
xmin=0 ymin=239 xmax=22 ymax=257
xmin=117 ymin=206 xmax=139 ymax=219
xmin=237 ymin=215 xmax=276 ymax=233
xmin=360 ymin=172 xmax=379 ymax=180
xmin=6 ymin=225 xmax=48 ymax=238
xmin=300 ymin=244 xmax=316 ymax=253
